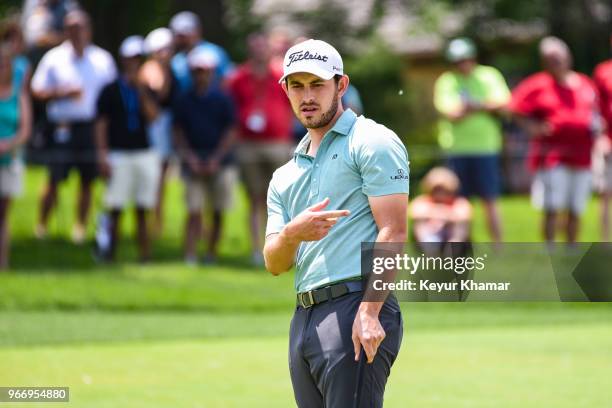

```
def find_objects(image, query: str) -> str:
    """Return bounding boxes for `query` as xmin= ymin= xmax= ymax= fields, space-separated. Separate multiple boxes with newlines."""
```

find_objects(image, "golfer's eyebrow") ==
xmin=288 ymin=78 xmax=325 ymax=87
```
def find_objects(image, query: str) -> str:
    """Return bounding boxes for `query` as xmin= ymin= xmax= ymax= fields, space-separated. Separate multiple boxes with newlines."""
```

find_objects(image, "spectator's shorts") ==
xmin=236 ymin=141 xmax=293 ymax=198
xmin=105 ymin=149 xmax=161 ymax=210
xmin=185 ymin=166 xmax=237 ymax=212
xmin=46 ymin=121 xmax=98 ymax=184
xmin=0 ymin=160 xmax=23 ymax=198
xmin=447 ymin=154 xmax=501 ymax=199
xmin=593 ymin=153 xmax=612 ymax=193
xmin=531 ymin=165 xmax=592 ymax=214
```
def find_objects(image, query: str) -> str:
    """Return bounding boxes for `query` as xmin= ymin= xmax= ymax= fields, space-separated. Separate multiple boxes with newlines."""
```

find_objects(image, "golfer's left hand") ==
xmin=352 ymin=305 xmax=386 ymax=364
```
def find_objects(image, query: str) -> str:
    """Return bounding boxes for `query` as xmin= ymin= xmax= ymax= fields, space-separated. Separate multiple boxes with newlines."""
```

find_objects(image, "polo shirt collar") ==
xmin=294 ymin=109 xmax=358 ymax=156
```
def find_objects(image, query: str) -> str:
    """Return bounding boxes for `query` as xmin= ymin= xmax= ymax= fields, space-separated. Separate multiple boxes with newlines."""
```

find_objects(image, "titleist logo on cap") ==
xmin=287 ymin=50 xmax=329 ymax=67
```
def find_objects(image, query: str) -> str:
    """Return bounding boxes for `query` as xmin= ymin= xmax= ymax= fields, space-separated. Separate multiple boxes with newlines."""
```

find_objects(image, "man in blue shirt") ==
xmin=169 ymin=11 xmax=233 ymax=93
xmin=264 ymin=39 xmax=409 ymax=407
xmin=173 ymin=48 xmax=237 ymax=264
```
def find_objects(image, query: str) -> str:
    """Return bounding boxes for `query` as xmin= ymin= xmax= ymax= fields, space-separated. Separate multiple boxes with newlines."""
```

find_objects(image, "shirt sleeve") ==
xmin=352 ymin=124 xmax=410 ymax=196
xmin=103 ymin=55 xmax=118 ymax=85
xmin=433 ymin=73 xmax=461 ymax=116
xmin=510 ymin=76 xmax=539 ymax=117
xmin=30 ymin=52 xmax=55 ymax=93
xmin=96 ymin=84 xmax=111 ymax=118
xmin=485 ymin=67 xmax=511 ymax=105
xmin=266 ymin=176 xmax=289 ymax=237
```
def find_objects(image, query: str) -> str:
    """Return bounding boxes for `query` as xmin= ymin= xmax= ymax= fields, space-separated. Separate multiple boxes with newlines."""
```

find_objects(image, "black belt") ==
xmin=296 ymin=280 xmax=363 ymax=309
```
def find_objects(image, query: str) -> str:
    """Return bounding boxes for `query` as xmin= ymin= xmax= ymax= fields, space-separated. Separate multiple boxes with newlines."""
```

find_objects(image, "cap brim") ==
xmin=278 ymin=66 xmax=336 ymax=84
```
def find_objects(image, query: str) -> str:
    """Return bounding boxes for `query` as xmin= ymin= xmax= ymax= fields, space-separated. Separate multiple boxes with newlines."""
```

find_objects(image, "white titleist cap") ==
xmin=279 ymin=39 xmax=343 ymax=84
xmin=119 ymin=35 xmax=145 ymax=58
xmin=144 ymin=27 xmax=173 ymax=54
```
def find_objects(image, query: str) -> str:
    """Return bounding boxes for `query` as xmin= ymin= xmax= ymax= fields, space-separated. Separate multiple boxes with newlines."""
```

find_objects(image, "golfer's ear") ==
xmin=337 ymin=75 xmax=350 ymax=98
xmin=281 ymin=80 xmax=289 ymax=94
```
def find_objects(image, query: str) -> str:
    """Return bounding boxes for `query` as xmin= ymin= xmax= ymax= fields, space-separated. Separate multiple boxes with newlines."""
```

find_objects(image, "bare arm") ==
xmin=352 ymin=193 xmax=408 ymax=363
xmin=173 ymin=125 xmax=202 ymax=175
xmin=514 ymin=114 xmax=551 ymax=138
xmin=31 ymin=87 xmax=81 ymax=103
xmin=137 ymin=84 xmax=159 ymax=123
xmin=15 ymin=91 xmax=32 ymax=148
xmin=206 ymin=126 xmax=238 ymax=174
xmin=263 ymin=198 xmax=351 ymax=275
xmin=94 ymin=117 xmax=111 ymax=179
xmin=211 ymin=126 xmax=238 ymax=163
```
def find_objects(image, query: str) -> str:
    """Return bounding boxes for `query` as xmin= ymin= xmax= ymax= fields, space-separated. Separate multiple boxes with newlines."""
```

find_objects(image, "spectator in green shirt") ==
xmin=433 ymin=37 xmax=510 ymax=244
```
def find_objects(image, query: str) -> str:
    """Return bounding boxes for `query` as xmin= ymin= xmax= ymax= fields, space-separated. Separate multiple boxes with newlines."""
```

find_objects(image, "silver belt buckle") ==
xmin=299 ymin=291 xmax=315 ymax=308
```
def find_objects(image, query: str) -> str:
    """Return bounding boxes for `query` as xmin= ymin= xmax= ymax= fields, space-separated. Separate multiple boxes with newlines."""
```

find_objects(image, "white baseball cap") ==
xmin=144 ymin=27 xmax=173 ymax=54
xmin=119 ymin=35 xmax=145 ymax=58
xmin=278 ymin=39 xmax=343 ymax=84
xmin=170 ymin=11 xmax=200 ymax=35
xmin=188 ymin=47 xmax=219 ymax=69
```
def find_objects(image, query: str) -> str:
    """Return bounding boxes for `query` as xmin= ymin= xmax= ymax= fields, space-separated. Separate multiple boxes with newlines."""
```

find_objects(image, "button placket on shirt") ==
xmin=310 ymin=133 xmax=334 ymax=201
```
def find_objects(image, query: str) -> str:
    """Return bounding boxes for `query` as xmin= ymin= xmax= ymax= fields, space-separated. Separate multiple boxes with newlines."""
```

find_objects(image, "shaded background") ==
xmin=3 ymin=0 xmax=612 ymax=185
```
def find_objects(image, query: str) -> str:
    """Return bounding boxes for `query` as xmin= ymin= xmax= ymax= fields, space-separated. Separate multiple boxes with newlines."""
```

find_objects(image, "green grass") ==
xmin=1 ymin=312 xmax=611 ymax=407
xmin=1 ymin=167 xmax=610 ymax=407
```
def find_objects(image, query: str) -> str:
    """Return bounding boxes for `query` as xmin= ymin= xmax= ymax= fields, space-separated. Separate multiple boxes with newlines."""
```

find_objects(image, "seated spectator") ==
xmin=0 ymin=43 xmax=32 ymax=270
xmin=94 ymin=36 xmax=160 ymax=262
xmin=409 ymin=167 xmax=472 ymax=249
xmin=409 ymin=167 xmax=473 ymax=300
xmin=173 ymin=48 xmax=237 ymax=265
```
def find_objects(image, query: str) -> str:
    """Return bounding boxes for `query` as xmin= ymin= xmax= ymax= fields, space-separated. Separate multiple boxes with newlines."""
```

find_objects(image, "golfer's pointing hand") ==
xmin=284 ymin=197 xmax=350 ymax=243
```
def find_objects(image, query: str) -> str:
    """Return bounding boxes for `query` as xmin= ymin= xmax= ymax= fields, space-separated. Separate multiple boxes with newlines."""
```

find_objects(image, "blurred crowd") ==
xmin=419 ymin=36 xmax=611 ymax=252
xmin=0 ymin=1 xmax=611 ymax=270
xmin=0 ymin=2 xmax=364 ymax=269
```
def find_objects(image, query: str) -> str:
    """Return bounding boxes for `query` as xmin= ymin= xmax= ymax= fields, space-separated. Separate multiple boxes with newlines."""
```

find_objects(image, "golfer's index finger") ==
xmin=313 ymin=210 xmax=351 ymax=219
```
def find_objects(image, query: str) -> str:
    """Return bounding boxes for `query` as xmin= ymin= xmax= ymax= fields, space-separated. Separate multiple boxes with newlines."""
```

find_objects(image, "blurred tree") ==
xmin=79 ymin=0 xmax=232 ymax=59
xmin=438 ymin=0 xmax=612 ymax=73
xmin=0 ymin=1 xmax=22 ymax=18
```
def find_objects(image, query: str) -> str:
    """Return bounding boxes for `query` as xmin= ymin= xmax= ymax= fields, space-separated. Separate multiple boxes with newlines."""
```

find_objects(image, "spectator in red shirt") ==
xmin=228 ymin=32 xmax=293 ymax=265
xmin=511 ymin=37 xmax=601 ymax=245
xmin=592 ymin=41 xmax=612 ymax=241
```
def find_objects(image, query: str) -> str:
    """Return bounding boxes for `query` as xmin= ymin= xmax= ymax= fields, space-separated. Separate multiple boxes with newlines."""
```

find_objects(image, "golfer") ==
xmin=264 ymin=39 xmax=409 ymax=407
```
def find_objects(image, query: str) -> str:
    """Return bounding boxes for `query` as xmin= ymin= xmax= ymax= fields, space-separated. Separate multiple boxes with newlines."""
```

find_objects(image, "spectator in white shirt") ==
xmin=30 ymin=9 xmax=116 ymax=243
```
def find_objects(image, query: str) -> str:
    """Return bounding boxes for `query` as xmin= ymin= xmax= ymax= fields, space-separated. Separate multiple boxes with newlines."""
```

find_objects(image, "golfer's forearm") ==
xmin=263 ymin=229 xmax=300 ymax=276
xmin=361 ymin=226 xmax=406 ymax=312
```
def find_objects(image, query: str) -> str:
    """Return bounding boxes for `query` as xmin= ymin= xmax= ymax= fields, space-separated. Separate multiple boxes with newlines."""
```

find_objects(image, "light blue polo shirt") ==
xmin=266 ymin=109 xmax=410 ymax=292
